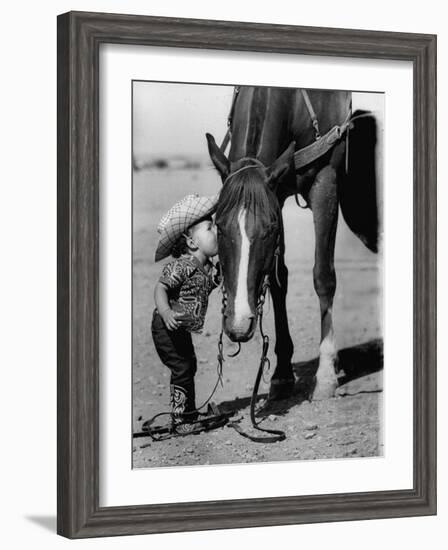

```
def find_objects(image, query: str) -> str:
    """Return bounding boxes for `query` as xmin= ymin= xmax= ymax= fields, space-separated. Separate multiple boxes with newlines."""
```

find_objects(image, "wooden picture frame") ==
xmin=57 ymin=11 xmax=437 ymax=538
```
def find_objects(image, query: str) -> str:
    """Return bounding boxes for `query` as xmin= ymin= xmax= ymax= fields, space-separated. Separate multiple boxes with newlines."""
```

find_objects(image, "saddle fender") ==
xmin=338 ymin=110 xmax=379 ymax=253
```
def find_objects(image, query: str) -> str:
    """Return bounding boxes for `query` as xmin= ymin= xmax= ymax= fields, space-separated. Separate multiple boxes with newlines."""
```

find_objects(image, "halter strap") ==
xmin=223 ymin=159 xmax=267 ymax=185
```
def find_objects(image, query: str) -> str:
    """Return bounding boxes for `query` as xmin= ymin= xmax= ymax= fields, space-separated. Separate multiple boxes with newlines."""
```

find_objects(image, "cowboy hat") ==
xmin=155 ymin=193 xmax=219 ymax=262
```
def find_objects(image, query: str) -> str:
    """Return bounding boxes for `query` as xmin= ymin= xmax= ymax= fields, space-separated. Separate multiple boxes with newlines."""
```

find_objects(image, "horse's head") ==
xmin=206 ymin=133 xmax=295 ymax=342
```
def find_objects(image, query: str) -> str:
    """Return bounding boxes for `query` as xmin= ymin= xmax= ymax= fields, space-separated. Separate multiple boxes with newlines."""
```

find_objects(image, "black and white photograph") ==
xmin=132 ymin=82 xmax=384 ymax=468
xmin=1 ymin=0 xmax=442 ymax=545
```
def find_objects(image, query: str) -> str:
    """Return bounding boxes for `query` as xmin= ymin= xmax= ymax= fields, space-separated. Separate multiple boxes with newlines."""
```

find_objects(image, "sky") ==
xmin=133 ymin=82 xmax=234 ymax=159
xmin=133 ymin=81 xmax=384 ymax=159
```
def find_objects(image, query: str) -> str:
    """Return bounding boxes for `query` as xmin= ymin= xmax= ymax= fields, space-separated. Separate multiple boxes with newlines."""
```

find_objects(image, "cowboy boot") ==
xmin=170 ymin=384 xmax=200 ymax=434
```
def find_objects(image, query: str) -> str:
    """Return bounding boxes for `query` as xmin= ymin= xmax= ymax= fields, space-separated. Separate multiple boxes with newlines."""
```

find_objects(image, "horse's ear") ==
xmin=206 ymin=133 xmax=230 ymax=182
xmin=267 ymin=141 xmax=296 ymax=188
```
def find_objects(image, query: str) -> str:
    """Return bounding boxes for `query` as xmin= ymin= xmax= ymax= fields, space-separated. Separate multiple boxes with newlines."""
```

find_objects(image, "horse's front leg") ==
xmin=268 ymin=250 xmax=295 ymax=400
xmin=309 ymin=164 xmax=339 ymax=400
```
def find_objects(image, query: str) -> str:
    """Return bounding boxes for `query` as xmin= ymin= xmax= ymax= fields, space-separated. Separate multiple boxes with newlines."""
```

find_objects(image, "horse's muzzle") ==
xmin=224 ymin=315 xmax=256 ymax=342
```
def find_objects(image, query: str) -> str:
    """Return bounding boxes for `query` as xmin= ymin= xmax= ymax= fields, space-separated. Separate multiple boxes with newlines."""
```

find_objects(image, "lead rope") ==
xmin=138 ymin=350 xmax=227 ymax=442
xmin=227 ymin=275 xmax=286 ymax=443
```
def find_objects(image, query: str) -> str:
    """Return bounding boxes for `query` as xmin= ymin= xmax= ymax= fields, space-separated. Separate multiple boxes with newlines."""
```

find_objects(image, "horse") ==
xmin=206 ymin=86 xmax=378 ymax=401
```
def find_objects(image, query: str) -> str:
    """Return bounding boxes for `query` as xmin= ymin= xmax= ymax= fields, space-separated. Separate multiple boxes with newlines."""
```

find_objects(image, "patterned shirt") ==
xmin=158 ymin=255 xmax=220 ymax=333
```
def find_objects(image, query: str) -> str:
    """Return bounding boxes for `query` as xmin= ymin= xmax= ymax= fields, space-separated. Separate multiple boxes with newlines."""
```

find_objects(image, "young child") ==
xmin=152 ymin=193 xmax=220 ymax=434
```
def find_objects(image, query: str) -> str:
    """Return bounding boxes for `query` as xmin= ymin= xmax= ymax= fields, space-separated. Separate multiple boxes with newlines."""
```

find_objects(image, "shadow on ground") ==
xmin=217 ymin=338 xmax=383 ymax=419
xmin=25 ymin=515 xmax=56 ymax=533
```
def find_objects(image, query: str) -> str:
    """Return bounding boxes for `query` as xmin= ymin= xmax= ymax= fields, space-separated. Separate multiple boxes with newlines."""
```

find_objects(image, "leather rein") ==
xmin=217 ymin=263 xmax=286 ymax=443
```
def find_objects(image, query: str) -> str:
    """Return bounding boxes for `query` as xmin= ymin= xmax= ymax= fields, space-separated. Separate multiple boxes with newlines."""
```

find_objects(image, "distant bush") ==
xmin=133 ymin=155 xmax=209 ymax=171
xmin=153 ymin=159 xmax=169 ymax=169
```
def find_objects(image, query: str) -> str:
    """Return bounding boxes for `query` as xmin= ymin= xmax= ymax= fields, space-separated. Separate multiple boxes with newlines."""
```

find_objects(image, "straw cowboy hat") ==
xmin=155 ymin=193 xmax=219 ymax=262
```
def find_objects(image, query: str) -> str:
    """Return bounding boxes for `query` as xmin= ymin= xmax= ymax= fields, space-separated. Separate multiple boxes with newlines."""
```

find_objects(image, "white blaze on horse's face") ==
xmin=233 ymin=208 xmax=253 ymax=331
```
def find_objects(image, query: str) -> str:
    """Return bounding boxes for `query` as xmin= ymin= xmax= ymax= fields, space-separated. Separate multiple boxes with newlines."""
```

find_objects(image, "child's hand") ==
xmin=160 ymin=309 xmax=181 ymax=331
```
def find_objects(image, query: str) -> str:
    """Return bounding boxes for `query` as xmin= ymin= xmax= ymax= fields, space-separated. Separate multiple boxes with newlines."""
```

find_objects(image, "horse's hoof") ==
xmin=311 ymin=379 xmax=338 ymax=401
xmin=268 ymin=377 xmax=295 ymax=401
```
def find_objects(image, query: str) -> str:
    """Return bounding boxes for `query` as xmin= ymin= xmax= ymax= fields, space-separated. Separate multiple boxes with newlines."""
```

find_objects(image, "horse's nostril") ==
xmin=224 ymin=314 xmax=257 ymax=342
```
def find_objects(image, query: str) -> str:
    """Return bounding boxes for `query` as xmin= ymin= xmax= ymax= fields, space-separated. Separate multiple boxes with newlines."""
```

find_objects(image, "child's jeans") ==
xmin=151 ymin=309 xmax=198 ymax=423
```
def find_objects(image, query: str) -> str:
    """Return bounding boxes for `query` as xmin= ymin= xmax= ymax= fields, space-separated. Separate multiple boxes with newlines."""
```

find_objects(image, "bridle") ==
xmin=222 ymin=157 xmax=267 ymax=185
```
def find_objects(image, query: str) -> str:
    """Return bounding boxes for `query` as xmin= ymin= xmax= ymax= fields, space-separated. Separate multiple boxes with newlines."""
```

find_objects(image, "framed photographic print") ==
xmin=57 ymin=11 xmax=436 ymax=538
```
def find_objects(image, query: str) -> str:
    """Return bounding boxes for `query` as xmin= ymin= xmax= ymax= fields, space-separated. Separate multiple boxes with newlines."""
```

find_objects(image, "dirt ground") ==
xmin=132 ymin=167 xmax=383 ymax=469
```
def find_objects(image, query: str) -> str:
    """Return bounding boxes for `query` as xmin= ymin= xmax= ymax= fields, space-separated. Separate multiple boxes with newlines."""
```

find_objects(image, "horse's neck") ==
xmin=227 ymin=87 xmax=352 ymax=203
xmin=230 ymin=88 xmax=352 ymax=163
xmin=230 ymin=87 xmax=292 ymax=165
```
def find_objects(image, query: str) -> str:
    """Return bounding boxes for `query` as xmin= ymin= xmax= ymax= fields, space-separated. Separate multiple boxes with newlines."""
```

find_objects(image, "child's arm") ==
xmin=154 ymin=282 xmax=180 ymax=331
